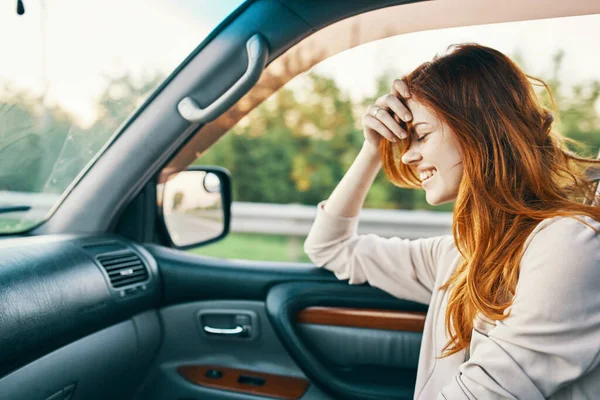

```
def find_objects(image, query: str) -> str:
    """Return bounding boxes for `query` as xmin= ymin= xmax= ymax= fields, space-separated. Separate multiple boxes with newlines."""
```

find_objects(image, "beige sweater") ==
xmin=304 ymin=200 xmax=600 ymax=399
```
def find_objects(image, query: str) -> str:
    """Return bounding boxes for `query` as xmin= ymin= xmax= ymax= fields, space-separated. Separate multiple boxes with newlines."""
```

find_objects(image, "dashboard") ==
xmin=0 ymin=234 xmax=161 ymax=378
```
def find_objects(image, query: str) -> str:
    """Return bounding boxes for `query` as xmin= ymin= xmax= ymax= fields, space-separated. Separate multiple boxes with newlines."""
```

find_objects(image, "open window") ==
xmin=161 ymin=4 xmax=600 ymax=262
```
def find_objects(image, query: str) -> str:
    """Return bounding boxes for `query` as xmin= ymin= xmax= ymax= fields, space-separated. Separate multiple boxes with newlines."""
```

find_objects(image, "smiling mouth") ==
xmin=421 ymin=175 xmax=435 ymax=187
xmin=419 ymin=169 xmax=437 ymax=184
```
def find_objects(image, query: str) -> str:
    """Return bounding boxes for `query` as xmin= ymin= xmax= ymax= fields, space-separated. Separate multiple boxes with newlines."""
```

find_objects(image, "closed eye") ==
xmin=417 ymin=132 xmax=431 ymax=142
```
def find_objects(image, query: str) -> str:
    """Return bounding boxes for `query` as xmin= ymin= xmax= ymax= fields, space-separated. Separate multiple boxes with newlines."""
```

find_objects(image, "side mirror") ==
xmin=158 ymin=166 xmax=231 ymax=249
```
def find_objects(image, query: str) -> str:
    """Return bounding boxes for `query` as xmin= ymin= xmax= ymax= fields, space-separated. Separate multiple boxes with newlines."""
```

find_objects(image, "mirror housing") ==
xmin=158 ymin=166 xmax=231 ymax=249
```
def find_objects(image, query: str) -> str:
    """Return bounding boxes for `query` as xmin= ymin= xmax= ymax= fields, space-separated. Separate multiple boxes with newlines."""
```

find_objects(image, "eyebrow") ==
xmin=412 ymin=122 xmax=431 ymax=127
xmin=412 ymin=122 xmax=432 ymax=131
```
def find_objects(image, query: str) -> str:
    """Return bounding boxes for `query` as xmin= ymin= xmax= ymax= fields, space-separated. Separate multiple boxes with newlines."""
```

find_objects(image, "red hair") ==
xmin=380 ymin=43 xmax=600 ymax=356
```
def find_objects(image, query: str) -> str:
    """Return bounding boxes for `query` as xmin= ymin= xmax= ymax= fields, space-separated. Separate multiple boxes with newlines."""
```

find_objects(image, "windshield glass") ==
xmin=0 ymin=0 xmax=245 ymax=234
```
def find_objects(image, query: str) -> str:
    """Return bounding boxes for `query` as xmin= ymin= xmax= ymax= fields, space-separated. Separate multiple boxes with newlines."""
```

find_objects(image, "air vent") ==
xmin=97 ymin=252 xmax=149 ymax=288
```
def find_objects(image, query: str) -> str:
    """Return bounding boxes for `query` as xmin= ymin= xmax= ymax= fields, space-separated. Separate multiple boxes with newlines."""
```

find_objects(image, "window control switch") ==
xmin=205 ymin=369 xmax=223 ymax=379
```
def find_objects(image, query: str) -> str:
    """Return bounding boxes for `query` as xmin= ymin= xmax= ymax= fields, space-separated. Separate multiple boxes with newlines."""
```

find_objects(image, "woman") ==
xmin=304 ymin=43 xmax=600 ymax=399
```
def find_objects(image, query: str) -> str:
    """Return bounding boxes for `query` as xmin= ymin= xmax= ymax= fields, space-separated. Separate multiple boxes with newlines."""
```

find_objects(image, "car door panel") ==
xmin=142 ymin=246 xmax=428 ymax=400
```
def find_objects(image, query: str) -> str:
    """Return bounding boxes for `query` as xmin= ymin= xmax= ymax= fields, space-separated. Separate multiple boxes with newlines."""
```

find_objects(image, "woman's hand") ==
xmin=362 ymin=79 xmax=413 ymax=148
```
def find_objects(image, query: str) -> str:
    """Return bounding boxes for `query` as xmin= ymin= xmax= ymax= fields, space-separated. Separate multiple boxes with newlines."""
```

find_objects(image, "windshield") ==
xmin=0 ymin=0 xmax=246 ymax=234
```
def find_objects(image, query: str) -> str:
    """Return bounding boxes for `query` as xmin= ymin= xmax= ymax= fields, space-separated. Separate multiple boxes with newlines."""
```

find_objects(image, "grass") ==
xmin=0 ymin=218 xmax=37 ymax=234
xmin=188 ymin=232 xmax=312 ymax=263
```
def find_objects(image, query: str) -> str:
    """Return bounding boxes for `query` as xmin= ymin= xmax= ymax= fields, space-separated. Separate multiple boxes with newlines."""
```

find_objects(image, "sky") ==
xmin=312 ymin=13 xmax=600 ymax=104
xmin=1 ymin=1 xmax=599 ymax=127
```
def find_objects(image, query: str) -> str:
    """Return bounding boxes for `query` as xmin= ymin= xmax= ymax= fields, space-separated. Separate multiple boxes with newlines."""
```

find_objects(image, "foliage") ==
xmin=1 ymin=50 xmax=598 ymax=218
xmin=537 ymin=50 xmax=600 ymax=157
xmin=198 ymin=73 xmax=365 ymax=205
xmin=0 ymin=72 xmax=164 ymax=194
xmin=198 ymin=52 xmax=600 ymax=212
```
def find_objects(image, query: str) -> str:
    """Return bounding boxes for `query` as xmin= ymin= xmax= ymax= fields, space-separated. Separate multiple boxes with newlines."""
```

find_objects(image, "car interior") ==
xmin=1 ymin=0 xmax=600 ymax=399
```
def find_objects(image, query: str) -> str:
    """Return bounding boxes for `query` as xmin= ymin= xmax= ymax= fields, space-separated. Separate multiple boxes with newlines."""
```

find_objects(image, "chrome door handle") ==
xmin=203 ymin=325 xmax=244 ymax=335
xmin=198 ymin=311 xmax=256 ymax=339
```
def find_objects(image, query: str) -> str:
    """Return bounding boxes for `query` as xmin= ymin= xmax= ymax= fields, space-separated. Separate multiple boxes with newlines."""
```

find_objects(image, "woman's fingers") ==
xmin=377 ymin=94 xmax=412 ymax=124
xmin=362 ymin=113 xmax=398 ymax=143
xmin=361 ymin=80 xmax=413 ymax=145
xmin=390 ymin=79 xmax=412 ymax=123
xmin=392 ymin=79 xmax=411 ymax=99
xmin=369 ymin=103 xmax=407 ymax=139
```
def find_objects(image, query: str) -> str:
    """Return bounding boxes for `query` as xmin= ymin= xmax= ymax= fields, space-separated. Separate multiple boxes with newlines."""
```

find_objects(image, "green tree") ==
xmin=0 ymin=71 xmax=165 ymax=195
xmin=41 ymin=72 xmax=165 ymax=194
xmin=538 ymin=50 xmax=600 ymax=157
xmin=0 ymin=87 xmax=73 ymax=192
xmin=198 ymin=73 xmax=364 ymax=206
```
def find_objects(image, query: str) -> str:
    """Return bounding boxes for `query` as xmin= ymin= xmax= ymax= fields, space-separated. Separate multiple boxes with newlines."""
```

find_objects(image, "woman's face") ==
xmin=401 ymin=98 xmax=464 ymax=205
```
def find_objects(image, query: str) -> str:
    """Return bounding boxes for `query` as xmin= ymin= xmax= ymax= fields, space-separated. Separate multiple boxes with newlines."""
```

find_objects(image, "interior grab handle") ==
xmin=204 ymin=325 xmax=244 ymax=335
xmin=178 ymin=33 xmax=269 ymax=124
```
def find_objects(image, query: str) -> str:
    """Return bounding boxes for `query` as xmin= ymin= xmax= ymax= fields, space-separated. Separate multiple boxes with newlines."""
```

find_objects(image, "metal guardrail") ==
xmin=1 ymin=191 xmax=453 ymax=240
xmin=231 ymin=202 xmax=452 ymax=239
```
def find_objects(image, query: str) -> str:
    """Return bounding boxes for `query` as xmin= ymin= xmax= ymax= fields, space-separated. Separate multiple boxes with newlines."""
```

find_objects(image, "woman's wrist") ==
xmin=361 ymin=141 xmax=382 ymax=163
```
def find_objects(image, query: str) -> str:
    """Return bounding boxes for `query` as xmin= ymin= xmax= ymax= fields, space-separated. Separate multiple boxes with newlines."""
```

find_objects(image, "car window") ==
xmin=187 ymin=13 xmax=600 ymax=263
xmin=0 ymin=0 xmax=246 ymax=234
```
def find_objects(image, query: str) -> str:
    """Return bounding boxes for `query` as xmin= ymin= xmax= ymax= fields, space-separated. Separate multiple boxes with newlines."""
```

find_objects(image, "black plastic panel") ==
xmin=145 ymin=244 xmax=339 ymax=305
xmin=0 ymin=235 xmax=160 ymax=378
xmin=280 ymin=0 xmax=426 ymax=31
xmin=0 ymin=311 xmax=161 ymax=400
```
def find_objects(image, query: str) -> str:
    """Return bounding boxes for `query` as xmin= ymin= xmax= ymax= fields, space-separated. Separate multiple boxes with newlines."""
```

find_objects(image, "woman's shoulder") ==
xmin=514 ymin=215 xmax=600 ymax=307
xmin=522 ymin=214 xmax=600 ymax=268
xmin=528 ymin=214 xmax=600 ymax=242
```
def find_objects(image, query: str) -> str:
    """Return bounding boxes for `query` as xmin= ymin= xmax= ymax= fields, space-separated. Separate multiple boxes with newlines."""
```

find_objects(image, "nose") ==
xmin=401 ymin=147 xmax=422 ymax=165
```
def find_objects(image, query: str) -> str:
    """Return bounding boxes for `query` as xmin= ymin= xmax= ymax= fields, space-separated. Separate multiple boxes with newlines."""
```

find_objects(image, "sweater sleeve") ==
xmin=303 ymin=200 xmax=454 ymax=305
xmin=439 ymin=216 xmax=600 ymax=400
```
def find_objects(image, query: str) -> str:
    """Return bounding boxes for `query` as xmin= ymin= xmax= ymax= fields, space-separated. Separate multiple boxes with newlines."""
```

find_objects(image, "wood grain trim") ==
xmin=178 ymin=365 xmax=309 ymax=400
xmin=297 ymin=307 xmax=426 ymax=333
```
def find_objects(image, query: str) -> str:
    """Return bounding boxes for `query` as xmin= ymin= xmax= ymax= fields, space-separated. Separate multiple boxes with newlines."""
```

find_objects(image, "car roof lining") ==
xmin=34 ymin=0 xmax=600 ymax=235
xmin=166 ymin=0 xmax=600 ymax=174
